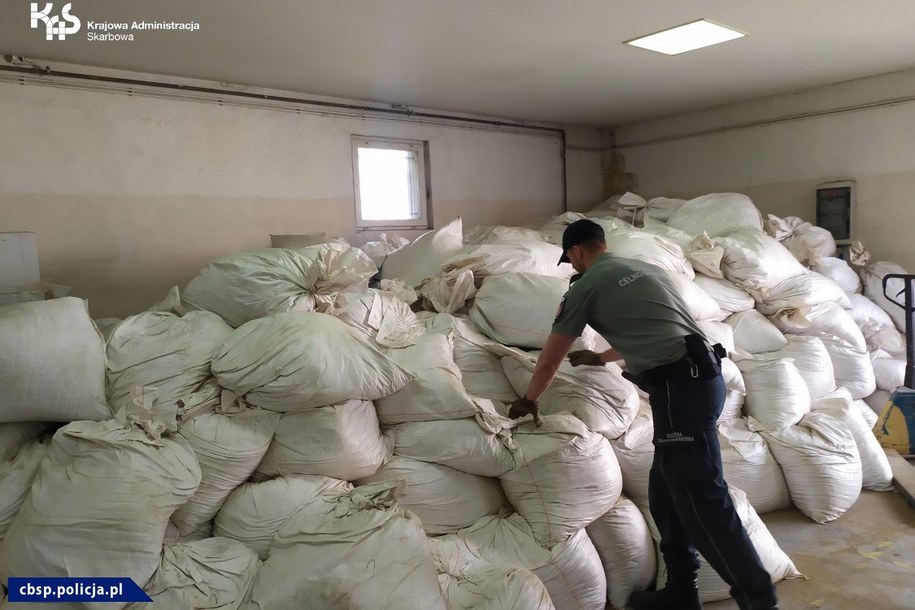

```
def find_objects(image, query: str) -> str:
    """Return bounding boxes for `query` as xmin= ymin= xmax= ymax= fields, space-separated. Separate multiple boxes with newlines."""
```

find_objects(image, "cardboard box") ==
xmin=0 ymin=233 xmax=40 ymax=287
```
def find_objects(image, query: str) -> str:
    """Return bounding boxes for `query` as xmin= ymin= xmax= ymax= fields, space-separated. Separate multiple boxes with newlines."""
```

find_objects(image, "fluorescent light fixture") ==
xmin=626 ymin=19 xmax=745 ymax=55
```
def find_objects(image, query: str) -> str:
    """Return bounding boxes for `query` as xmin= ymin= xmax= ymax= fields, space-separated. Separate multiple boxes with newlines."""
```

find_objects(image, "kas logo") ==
xmin=30 ymin=3 xmax=81 ymax=40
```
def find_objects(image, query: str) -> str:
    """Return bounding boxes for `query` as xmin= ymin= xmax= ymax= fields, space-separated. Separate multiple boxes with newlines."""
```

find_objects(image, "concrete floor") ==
xmin=706 ymin=490 xmax=915 ymax=610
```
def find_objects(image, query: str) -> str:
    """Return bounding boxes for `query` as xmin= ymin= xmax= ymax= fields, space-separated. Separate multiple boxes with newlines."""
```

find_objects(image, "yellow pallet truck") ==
xmin=874 ymin=274 xmax=915 ymax=456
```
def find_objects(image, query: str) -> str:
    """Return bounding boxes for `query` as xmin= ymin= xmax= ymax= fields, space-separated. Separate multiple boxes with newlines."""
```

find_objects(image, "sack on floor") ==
xmin=718 ymin=418 xmax=791 ymax=514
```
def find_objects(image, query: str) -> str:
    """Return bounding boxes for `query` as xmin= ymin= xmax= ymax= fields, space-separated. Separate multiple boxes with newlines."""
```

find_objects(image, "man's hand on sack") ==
xmin=567 ymin=349 xmax=604 ymax=367
xmin=508 ymin=396 xmax=542 ymax=427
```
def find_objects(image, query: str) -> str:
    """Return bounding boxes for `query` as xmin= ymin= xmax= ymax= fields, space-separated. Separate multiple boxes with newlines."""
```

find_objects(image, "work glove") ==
xmin=508 ymin=396 xmax=542 ymax=427
xmin=568 ymin=349 xmax=604 ymax=367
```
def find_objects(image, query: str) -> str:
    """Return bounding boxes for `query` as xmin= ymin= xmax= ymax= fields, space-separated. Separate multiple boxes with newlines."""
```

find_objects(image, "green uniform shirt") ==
xmin=552 ymin=254 xmax=704 ymax=374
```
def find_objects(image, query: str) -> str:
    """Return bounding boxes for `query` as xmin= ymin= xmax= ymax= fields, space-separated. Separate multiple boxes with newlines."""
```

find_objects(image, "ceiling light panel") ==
xmin=626 ymin=19 xmax=745 ymax=55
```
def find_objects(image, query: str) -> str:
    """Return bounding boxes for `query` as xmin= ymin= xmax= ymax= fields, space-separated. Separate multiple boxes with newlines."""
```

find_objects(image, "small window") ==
xmin=352 ymin=137 xmax=430 ymax=229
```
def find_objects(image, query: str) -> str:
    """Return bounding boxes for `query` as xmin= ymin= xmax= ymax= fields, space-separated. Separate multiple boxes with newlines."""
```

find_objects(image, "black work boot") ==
xmin=628 ymin=573 xmax=702 ymax=610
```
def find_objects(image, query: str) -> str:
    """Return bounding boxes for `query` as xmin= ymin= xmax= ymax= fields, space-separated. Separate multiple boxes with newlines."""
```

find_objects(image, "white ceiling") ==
xmin=2 ymin=0 xmax=915 ymax=126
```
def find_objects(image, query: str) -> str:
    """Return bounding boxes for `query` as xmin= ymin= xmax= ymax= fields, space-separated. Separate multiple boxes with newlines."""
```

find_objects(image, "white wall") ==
xmin=616 ymin=69 xmax=915 ymax=273
xmin=0 ymin=81 xmax=599 ymax=317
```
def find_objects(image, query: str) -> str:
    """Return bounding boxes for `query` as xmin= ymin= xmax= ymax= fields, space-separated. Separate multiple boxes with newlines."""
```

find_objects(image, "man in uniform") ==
xmin=508 ymin=219 xmax=778 ymax=610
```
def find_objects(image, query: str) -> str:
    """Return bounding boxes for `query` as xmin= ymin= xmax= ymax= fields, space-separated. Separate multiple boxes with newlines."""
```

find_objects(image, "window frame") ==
xmin=351 ymin=136 xmax=431 ymax=230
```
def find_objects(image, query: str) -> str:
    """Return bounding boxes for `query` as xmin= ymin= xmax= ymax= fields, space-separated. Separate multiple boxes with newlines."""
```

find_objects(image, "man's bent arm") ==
xmin=601 ymin=347 xmax=624 ymax=363
xmin=524 ymin=333 xmax=578 ymax=402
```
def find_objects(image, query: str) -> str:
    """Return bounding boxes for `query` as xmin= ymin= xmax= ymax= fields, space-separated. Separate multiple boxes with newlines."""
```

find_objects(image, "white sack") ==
xmin=715 ymin=229 xmax=806 ymax=293
xmin=443 ymin=242 xmax=574 ymax=279
xmin=0 ymin=420 xmax=201 ymax=605
xmin=604 ymin=231 xmax=694 ymax=279
xmin=589 ymin=192 xmax=647 ymax=225
xmin=171 ymin=407 xmax=280 ymax=535
xmin=811 ymin=257 xmax=862 ymax=294
xmin=214 ymin=475 xmax=352 ymax=560
xmin=755 ymin=271 xmax=851 ymax=315
xmin=390 ymin=417 xmax=517 ymax=477
xmin=854 ymin=398 xmax=879 ymax=429
xmin=183 ymin=249 xmax=320 ymax=328
xmin=358 ymin=456 xmax=506 ymax=535
xmin=696 ymin=320 xmax=736 ymax=356
xmin=428 ymin=536 xmax=555 ymax=610
xmin=782 ymin=223 xmax=837 ymax=265
xmin=811 ymin=389 xmax=893 ymax=492
xmin=425 ymin=314 xmax=517 ymax=401
xmin=212 ymin=312 xmax=412 ymax=412
xmin=246 ymin=481 xmax=446 ymax=610
xmin=609 ymin=402 xmax=654 ymax=510
xmin=645 ymin=197 xmax=687 ymax=223
xmin=640 ymin=217 xmax=692 ymax=249
xmin=0 ymin=438 xmax=48 ymax=540
xmin=539 ymin=212 xmax=588 ymax=244
xmin=0 ymin=297 xmax=109 ymax=424
xmin=757 ymin=335 xmax=835 ymax=400
xmin=134 ymin=538 xmax=260 ymax=610
xmin=666 ymin=273 xmax=723 ymax=321
xmin=457 ymin=512 xmax=607 ymax=610
xmin=684 ymin=232 xmax=726 ymax=278
xmin=863 ymin=261 xmax=910 ymax=332
xmin=500 ymin=353 xmax=639 ymax=440
xmin=375 ymin=334 xmax=479 ymax=425
xmin=469 ymin=273 xmax=598 ymax=350
xmin=419 ymin=258 xmax=480 ymax=314
xmin=864 ymin=390 xmax=891 ymax=418
xmin=753 ymin=412 xmax=862 ymax=523
xmin=464 ymin=224 xmax=551 ymax=245
xmin=655 ymin=486 xmax=801 ymax=603
xmin=499 ymin=414 xmax=622 ymax=548
xmin=847 ymin=293 xmax=906 ymax=356
xmin=718 ymin=419 xmax=790 ymax=514
xmin=667 ymin=193 xmax=763 ymax=238
xmin=257 ymin=400 xmax=385 ymax=481
xmin=333 ymin=289 xmax=426 ymax=348
xmin=693 ymin=276 xmax=755 ymax=316
xmin=381 ymin=217 xmax=464 ymax=288
xmin=817 ymin=334 xmax=877 ymax=400
xmin=359 ymin=233 xmax=410 ymax=268
xmin=737 ymin=358 xmax=811 ymax=430
xmin=106 ymin=311 xmax=232 ymax=414
xmin=0 ymin=422 xmax=47 ymax=462
xmin=770 ymin=301 xmax=866 ymax=352
xmin=872 ymin=355 xmax=906 ymax=392
xmin=586 ymin=497 xmax=657 ymax=609
xmin=726 ymin=310 xmax=787 ymax=354
xmin=720 ymin=359 xmax=747 ymax=423
xmin=294 ymin=241 xmax=378 ymax=296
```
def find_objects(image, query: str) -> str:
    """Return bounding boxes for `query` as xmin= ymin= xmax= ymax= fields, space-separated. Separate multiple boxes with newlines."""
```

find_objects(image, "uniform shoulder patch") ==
xmin=555 ymin=296 xmax=566 ymax=321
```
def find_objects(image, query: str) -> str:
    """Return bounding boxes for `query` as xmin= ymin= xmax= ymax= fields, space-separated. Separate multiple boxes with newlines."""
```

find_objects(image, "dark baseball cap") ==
xmin=558 ymin=219 xmax=605 ymax=264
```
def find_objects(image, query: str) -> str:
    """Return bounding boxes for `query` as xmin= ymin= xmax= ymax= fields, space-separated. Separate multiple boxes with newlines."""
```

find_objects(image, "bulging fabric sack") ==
xmin=183 ymin=249 xmax=321 ymax=328
xmin=464 ymin=224 xmax=551 ymax=245
xmin=753 ymin=411 xmax=862 ymax=523
xmin=719 ymin=358 xmax=747 ymax=423
xmin=755 ymin=271 xmax=851 ymax=315
xmin=737 ymin=358 xmax=811 ymax=430
xmin=332 ymin=289 xmax=426 ymax=348
xmin=171 ymin=407 xmax=281 ymax=535
xmin=0 ymin=422 xmax=47 ymax=462
xmin=817 ymin=334 xmax=877 ymax=400
xmin=863 ymin=260 xmax=910 ymax=332
xmin=847 ymin=293 xmax=906 ymax=356
xmin=717 ymin=419 xmax=791 ymax=514
xmin=666 ymin=193 xmax=763 ymax=238
xmin=257 ymin=400 xmax=385 ymax=481
xmin=872 ymin=355 xmax=906 ymax=392
xmin=666 ymin=273 xmax=723 ymax=321
xmin=213 ymin=312 xmax=413 ymax=412
xmin=498 ymin=414 xmax=622 ymax=548
xmin=696 ymin=320 xmax=736 ymax=356
xmin=131 ymin=538 xmax=260 ymax=610
xmin=757 ymin=335 xmax=836 ymax=400
xmin=811 ymin=389 xmax=893 ymax=492
xmin=456 ymin=512 xmax=607 ymax=610
xmin=106 ymin=311 xmax=232 ymax=414
xmin=500 ymin=351 xmax=639 ymax=440
xmin=294 ymin=241 xmax=378 ymax=296
xmin=726 ymin=309 xmax=787 ymax=354
xmin=428 ymin=536 xmax=555 ymax=610
xmin=603 ymin=230 xmax=694 ymax=279
xmin=374 ymin=333 xmax=479 ymax=425
xmin=380 ymin=217 xmax=464 ymax=288
xmin=586 ymin=496 xmax=657 ymax=610
xmin=214 ymin=475 xmax=352 ymax=560
xmin=715 ymin=229 xmax=806 ymax=294
xmin=425 ymin=313 xmax=517 ymax=401
xmin=443 ymin=242 xmax=574 ymax=279
xmin=0 ymin=420 xmax=202 ymax=606
xmin=770 ymin=301 xmax=866 ymax=352
xmin=654 ymin=486 xmax=801 ymax=603
xmin=469 ymin=272 xmax=598 ymax=349
xmin=0 ymin=297 xmax=109 ymax=424
xmin=0 ymin=438 xmax=49 ymax=540
xmin=781 ymin=222 xmax=837 ymax=265
xmin=389 ymin=416 xmax=518 ymax=477
xmin=359 ymin=233 xmax=410 ymax=269
xmin=246 ymin=481 xmax=446 ymax=610
xmin=693 ymin=276 xmax=755 ymax=316
xmin=811 ymin=257 xmax=862 ymax=294
xmin=608 ymin=402 xmax=655 ymax=511
xmin=539 ymin=211 xmax=588 ymax=244
xmin=357 ymin=456 xmax=506 ymax=535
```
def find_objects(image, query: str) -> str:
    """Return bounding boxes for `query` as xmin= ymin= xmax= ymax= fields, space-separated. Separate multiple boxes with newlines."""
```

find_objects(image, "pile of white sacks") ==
xmin=0 ymin=193 xmax=907 ymax=609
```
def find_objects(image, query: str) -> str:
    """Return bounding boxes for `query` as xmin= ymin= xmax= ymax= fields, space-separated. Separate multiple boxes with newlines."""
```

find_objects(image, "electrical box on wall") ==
xmin=816 ymin=181 xmax=855 ymax=246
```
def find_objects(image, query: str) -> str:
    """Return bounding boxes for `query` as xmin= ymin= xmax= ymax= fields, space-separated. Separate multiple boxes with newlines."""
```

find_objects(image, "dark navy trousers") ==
xmin=647 ymin=368 xmax=778 ymax=610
